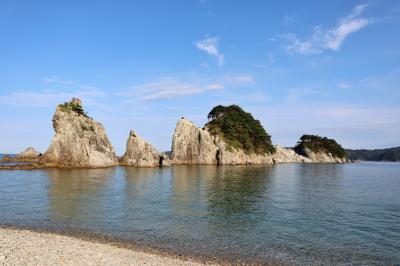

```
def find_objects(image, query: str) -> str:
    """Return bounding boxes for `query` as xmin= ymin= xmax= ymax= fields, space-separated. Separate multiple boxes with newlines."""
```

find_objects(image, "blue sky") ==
xmin=1 ymin=0 xmax=399 ymax=154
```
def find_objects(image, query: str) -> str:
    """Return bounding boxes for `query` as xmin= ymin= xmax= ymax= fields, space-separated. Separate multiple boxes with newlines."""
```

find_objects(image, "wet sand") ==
xmin=0 ymin=228 xmax=217 ymax=265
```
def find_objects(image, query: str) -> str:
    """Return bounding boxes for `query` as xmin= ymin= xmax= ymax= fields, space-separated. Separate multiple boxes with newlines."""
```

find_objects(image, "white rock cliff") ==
xmin=171 ymin=118 xmax=218 ymax=164
xmin=121 ymin=130 xmax=170 ymax=167
xmin=42 ymin=98 xmax=117 ymax=168
xmin=171 ymin=118 xmax=346 ymax=165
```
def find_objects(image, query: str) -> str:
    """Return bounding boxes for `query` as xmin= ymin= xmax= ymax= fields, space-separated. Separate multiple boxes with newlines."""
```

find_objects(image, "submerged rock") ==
xmin=41 ymin=98 xmax=117 ymax=168
xmin=121 ymin=130 xmax=170 ymax=167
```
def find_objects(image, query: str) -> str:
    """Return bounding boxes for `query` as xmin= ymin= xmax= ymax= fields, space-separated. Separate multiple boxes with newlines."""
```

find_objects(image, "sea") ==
xmin=0 ymin=162 xmax=399 ymax=264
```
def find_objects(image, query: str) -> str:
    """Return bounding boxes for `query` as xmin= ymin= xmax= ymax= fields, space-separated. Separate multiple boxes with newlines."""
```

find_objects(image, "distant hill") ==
xmin=346 ymin=147 xmax=400 ymax=162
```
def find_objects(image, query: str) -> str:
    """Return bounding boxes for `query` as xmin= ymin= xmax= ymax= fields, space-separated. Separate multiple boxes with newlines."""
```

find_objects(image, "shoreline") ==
xmin=0 ymin=160 xmax=352 ymax=171
xmin=0 ymin=226 xmax=221 ymax=266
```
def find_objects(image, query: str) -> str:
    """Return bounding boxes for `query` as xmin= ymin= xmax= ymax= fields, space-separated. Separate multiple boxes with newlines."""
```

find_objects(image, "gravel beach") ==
xmin=0 ymin=228 xmax=216 ymax=265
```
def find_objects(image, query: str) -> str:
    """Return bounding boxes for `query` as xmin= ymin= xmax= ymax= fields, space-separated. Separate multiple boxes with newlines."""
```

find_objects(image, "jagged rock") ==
xmin=213 ymin=135 xmax=273 ymax=165
xmin=300 ymin=148 xmax=347 ymax=163
xmin=121 ymin=130 xmax=170 ymax=167
xmin=171 ymin=118 xmax=275 ymax=165
xmin=171 ymin=118 xmax=218 ymax=164
xmin=41 ymin=98 xmax=117 ymax=168
xmin=271 ymin=146 xmax=311 ymax=163
xmin=15 ymin=147 xmax=40 ymax=159
xmin=171 ymin=118 xmax=347 ymax=165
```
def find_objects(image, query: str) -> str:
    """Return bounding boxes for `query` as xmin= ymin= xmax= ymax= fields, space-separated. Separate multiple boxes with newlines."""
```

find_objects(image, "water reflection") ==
xmin=46 ymin=168 xmax=115 ymax=223
xmin=206 ymin=166 xmax=273 ymax=216
xmin=0 ymin=163 xmax=398 ymax=264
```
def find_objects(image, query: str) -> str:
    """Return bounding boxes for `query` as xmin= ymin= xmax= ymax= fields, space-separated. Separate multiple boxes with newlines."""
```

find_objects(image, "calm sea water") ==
xmin=0 ymin=162 xmax=399 ymax=264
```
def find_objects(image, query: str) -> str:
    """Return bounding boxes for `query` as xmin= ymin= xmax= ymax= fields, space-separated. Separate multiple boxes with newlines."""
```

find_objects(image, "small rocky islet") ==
xmin=0 ymin=98 xmax=348 ymax=169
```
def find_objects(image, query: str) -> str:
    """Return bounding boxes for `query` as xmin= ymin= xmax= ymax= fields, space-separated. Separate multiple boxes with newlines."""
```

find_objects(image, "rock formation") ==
xmin=293 ymin=134 xmax=347 ymax=163
xmin=171 ymin=118 xmax=276 ymax=165
xmin=171 ymin=117 xmax=347 ymax=165
xmin=0 ymin=147 xmax=41 ymax=163
xmin=41 ymin=98 xmax=117 ymax=168
xmin=15 ymin=147 xmax=40 ymax=159
xmin=121 ymin=130 xmax=171 ymax=167
xmin=171 ymin=118 xmax=218 ymax=164
xmin=296 ymin=148 xmax=347 ymax=163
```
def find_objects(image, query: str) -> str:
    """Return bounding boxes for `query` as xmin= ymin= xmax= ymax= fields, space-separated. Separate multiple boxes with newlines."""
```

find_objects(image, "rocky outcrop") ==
xmin=171 ymin=118 xmax=275 ymax=165
xmin=213 ymin=135 xmax=273 ymax=165
xmin=0 ymin=147 xmax=41 ymax=163
xmin=171 ymin=118 xmax=347 ymax=165
xmin=15 ymin=147 xmax=40 ymax=159
xmin=121 ymin=130 xmax=171 ymax=167
xmin=298 ymin=148 xmax=347 ymax=163
xmin=41 ymin=98 xmax=117 ymax=168
xmin=271 ymin=145 xmax=310 ymax=163
xmin=171 ymin=118 xmax=218 ymax=164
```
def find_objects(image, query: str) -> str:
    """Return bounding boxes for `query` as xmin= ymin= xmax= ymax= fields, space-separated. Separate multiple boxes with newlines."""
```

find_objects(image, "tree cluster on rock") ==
xmin=59 ymin=98 xmax=88 ymax=117
xmin=206 ymin=105 xmax=275 ymax=154
xmin=294 ymin=135 xmax=346 ymax=159
xmin=3 ymin=98 xmax=348 ymax=169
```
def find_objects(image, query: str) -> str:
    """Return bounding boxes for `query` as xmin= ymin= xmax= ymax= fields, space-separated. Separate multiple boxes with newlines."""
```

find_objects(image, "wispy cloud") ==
xmin=223 ymin=74 xmax=255 ymax=85
xmin=251 ymin=103 xmax=400 ymax=149
xmin=283 ymin=4 xmax=370 ymax=55
xmin=359 ymin=68 xmax=400 ymax=96
xmin=120 ymin=74 xmax=255 ymax=102
xmin=0 ymin=89 xmax=105 ymax=108
xmin=121 ymin=78 xmax=224 ymax=101
xmin=0 ymin=77 xmax=106 ymax=107
xmin=41 ymin=76 xmax=101 ymax=91
xmin=194 ymin=36 xmax=225 ymax=66
xmin=337 ymin=82 xmax=351 ymax=89
xmin=285 ymin=87 xmax=328 ymax=103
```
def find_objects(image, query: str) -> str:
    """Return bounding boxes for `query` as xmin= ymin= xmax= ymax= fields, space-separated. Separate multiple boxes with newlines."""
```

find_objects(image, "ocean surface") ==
xmin=0 ymin=162 xmax=399 ymax=264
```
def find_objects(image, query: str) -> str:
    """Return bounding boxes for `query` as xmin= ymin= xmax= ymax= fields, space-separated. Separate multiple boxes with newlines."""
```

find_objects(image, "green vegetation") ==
xmin=59 ymin=102 xmax=88 ymax=117
xmin=206 ymin=105 xmax=275 ymax=154
xmin=346 ymin=147 xmax=400 ymax=161
xmin=294 ymin=135 xmax=346 ymax=158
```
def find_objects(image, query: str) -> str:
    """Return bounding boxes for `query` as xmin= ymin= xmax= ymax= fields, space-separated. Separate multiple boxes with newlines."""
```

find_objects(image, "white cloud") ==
xmin=285 ymin=87 xmax=328 ymax=103
xmin=194 ymin=36 xmax=225 ymax=66
xmin=0 ymin=77 xmax=106 ymax=107
xmin=206 ymin=83 xmax=224 ymax=90
xmin=250 ymin=103 xmax=400 ymax=149
xmin=120 ymin=74 xmax=255 ymax=102
xmin=359 ymin=68 xmax=400 ymax=94
xmin=337 ymin=82 xmax=351 ymax=89
xmin=122 ymin=78 xmax=224 ymax=101
xmin=283 ymin=4 xmax=370 ymax=55
xmin=223 ymin=74 xmax=255 ymax=85
xmin=266 ymin=53 xmax=275 ymax=63
xmin=0 ymin=88 xmax=105 ymax=108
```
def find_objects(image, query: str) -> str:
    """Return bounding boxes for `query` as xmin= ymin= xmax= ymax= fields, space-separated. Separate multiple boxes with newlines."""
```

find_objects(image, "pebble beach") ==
xmin=0 ymin=228 xmax=215 ymax=266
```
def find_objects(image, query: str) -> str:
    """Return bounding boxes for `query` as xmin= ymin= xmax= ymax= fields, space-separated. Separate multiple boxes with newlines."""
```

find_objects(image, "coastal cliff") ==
xmin=171 ymin=118 xmax=218 ymax=164
xmin=171 ymin=105 xmax=347 ymax=165
xmin=2 ymin=100 xmax=347 ymax=169
xmin=121 ymin=130 xmax=171 ymax=167
xmin=41 ymin=98 xmax=117 ymax=168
